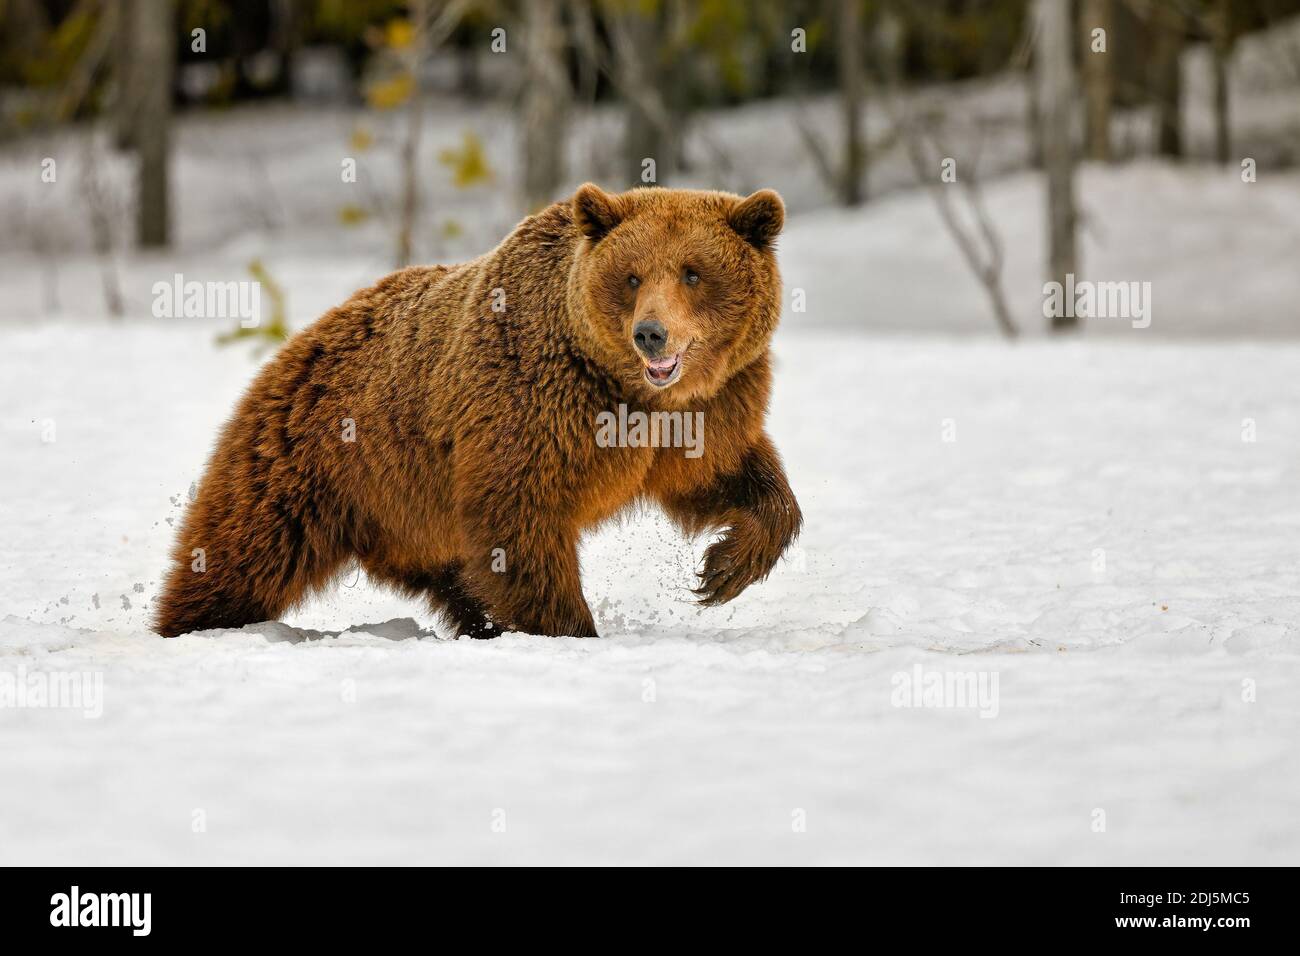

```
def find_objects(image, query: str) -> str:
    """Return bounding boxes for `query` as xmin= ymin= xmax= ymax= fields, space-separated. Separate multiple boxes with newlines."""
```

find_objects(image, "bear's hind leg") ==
xmin=155 ymin=485 xmax=350 ymax=637
xmin=365 ymin=559 xmax=500 ymax=639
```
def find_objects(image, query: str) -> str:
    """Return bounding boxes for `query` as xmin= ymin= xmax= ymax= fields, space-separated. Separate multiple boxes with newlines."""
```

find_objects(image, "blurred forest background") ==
xmin=2 ymin=0 xmax=1299 ymax=337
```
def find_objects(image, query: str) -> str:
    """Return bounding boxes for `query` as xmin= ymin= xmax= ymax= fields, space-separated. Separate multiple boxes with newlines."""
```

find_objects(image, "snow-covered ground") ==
xmin=3 ymin=78 xmax=1299 ymax=863
xmin=3 ymin=321 xmax=1299 ymax=865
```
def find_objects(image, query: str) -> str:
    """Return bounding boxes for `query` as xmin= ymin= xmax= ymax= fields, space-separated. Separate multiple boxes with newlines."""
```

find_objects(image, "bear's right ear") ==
xmin=729 ymin=189 xmax=785 ymax=251
xmin=573 ymin=183 xmax=625 ymax=243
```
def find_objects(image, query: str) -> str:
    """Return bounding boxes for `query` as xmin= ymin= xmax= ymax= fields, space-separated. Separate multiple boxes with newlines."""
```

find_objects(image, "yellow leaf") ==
xmin=437 ymin=132 xmax=494 ymax=189
xmin=338 ymin=204 xmax=371 ymax=226
xmin=348 ymin=126 xmax=374 ymax=151
xmin=386 ymin=18 xmax=415 ymax=50
xmin=365 ymin=72 xmax=413 ymax=110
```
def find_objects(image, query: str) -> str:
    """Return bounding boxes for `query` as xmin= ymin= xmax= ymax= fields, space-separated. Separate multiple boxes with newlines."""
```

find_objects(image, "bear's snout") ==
xmin=633 ymin=319 xmax=669 ymax=358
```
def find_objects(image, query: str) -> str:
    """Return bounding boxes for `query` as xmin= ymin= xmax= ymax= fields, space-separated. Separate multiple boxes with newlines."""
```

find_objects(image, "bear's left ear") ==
xmin=573 ymin=183 xmax=626 ymax=243
xmin=729 ymin=189 xmax=785 ymax=251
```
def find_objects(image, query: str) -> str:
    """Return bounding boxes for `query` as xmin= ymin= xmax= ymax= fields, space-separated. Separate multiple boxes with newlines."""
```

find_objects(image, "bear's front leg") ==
xmin=454 ymin=414 xmax=601 ymax=637
xmin=459 ymin=513 xmax=599 ymax=638
xmin=658 ymin=434 xmax=802 ymax=607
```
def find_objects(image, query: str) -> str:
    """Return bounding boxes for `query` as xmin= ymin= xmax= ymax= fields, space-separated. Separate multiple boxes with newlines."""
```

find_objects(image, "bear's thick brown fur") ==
xmin=155 ymin=184 xmax=801 ymax=638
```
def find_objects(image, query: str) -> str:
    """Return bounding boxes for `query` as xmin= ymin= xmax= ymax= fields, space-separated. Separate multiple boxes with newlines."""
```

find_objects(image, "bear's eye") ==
xmin=683 ymin=269 xmax=700 ymax=286
xmin=627 ymin=275 xmax=641 ymax=289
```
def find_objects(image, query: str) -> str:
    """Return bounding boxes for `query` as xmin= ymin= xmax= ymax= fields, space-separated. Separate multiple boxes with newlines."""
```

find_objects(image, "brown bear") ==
xmin=154 ymin=183 xmax=801 ymax=638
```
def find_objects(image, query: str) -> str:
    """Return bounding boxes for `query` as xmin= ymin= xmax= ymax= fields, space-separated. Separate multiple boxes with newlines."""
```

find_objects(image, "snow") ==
xmin=3 ymin=83 xmax=1300 ymax=863
xmin=3 ymin=320 xmax=1299 ymax=864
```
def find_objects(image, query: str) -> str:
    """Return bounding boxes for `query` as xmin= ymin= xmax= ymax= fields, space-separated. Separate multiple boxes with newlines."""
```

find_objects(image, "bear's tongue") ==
xmin=646 ymin=354 xmax=678 ymax=382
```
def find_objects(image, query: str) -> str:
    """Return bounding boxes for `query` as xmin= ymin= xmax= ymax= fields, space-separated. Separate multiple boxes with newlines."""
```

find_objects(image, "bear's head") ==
xmin=568 ymin=184 xmax=784 ymax=407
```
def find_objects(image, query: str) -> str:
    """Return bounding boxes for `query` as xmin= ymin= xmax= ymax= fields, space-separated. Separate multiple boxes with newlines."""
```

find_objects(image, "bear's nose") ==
xmin=633 ymin=319 xmax=668 ymax=358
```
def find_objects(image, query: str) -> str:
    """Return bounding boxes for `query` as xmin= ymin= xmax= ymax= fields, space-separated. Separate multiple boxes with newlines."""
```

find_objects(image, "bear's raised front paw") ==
xmin=692 ymin=524 xmax=777 ymax=607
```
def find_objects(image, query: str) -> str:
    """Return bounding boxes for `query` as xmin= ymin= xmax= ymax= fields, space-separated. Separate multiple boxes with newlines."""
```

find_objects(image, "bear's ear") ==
xmin=573 ymin=183 xmax=626 ymax=243
xmin=728 ymin=189 xmax=785 ymax=251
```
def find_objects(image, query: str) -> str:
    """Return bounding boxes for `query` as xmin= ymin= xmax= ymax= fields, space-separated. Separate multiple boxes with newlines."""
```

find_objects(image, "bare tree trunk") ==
xmin=395 ymin=0 xmax=428 ymax=268
xmin=271 ymin=0 xmax=301 ymax=97
xmin=82 ymin=138 xmax=125 ymax=317
xmin=7 ymin=0 xmax=50 ymax=51
xmin=54 ymin=0 xmax=116 ymax=121
xmin=1025 ymin=80 xmax=1043 ymax=168
xmin=133 ymin=0 xmax=174 ymax=248
xmin=1150 ymin=2 xmax=1184 ymax=158
xmin=1080 ymin=0 xmax=1112 ymax=161
xmin=663 ymin=0 xmax=694 ymax=173
xmin=567 ymin=0 xmax=602 ymax=173
xmin=1014 ymin=9 xmax=1043 ymax=170
xmin=1211 ymin=0 xmax=1231 ymax=165
xmin=609 ymin=6 xmax=673 ymax=186
xmin=112 ymin=0 xmax=139 ymax=150
xmin=521 ymin=0 xmax=569 ymax=211
xmin=568 ymin=0 xmax=599 ymax=106
xmin=394 ymin=1 xmax=469 ymax=266
xmin=112 ymin=0 xmax=138 ymax=143
xmin=457 ymin=45 xmax=481 ymax=98
xmin=1034 ymin=0 xmax=1079 ymax=332
xmin=837 ymin=0 xmax=866 ymax=205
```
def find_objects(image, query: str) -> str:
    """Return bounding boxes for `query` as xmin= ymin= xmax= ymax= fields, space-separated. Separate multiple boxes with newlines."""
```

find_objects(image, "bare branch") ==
xmin=883 ymin=93 xmax=1019 ymax=339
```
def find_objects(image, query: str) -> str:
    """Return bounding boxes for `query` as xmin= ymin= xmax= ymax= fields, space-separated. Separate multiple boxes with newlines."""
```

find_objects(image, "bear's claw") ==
xmin=693 ymin=526 xmax=773 ymax=607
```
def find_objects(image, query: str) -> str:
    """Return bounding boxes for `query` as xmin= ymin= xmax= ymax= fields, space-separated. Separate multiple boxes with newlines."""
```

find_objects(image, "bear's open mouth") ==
xmin=644 ymin=352 xmax=682 ymax=387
